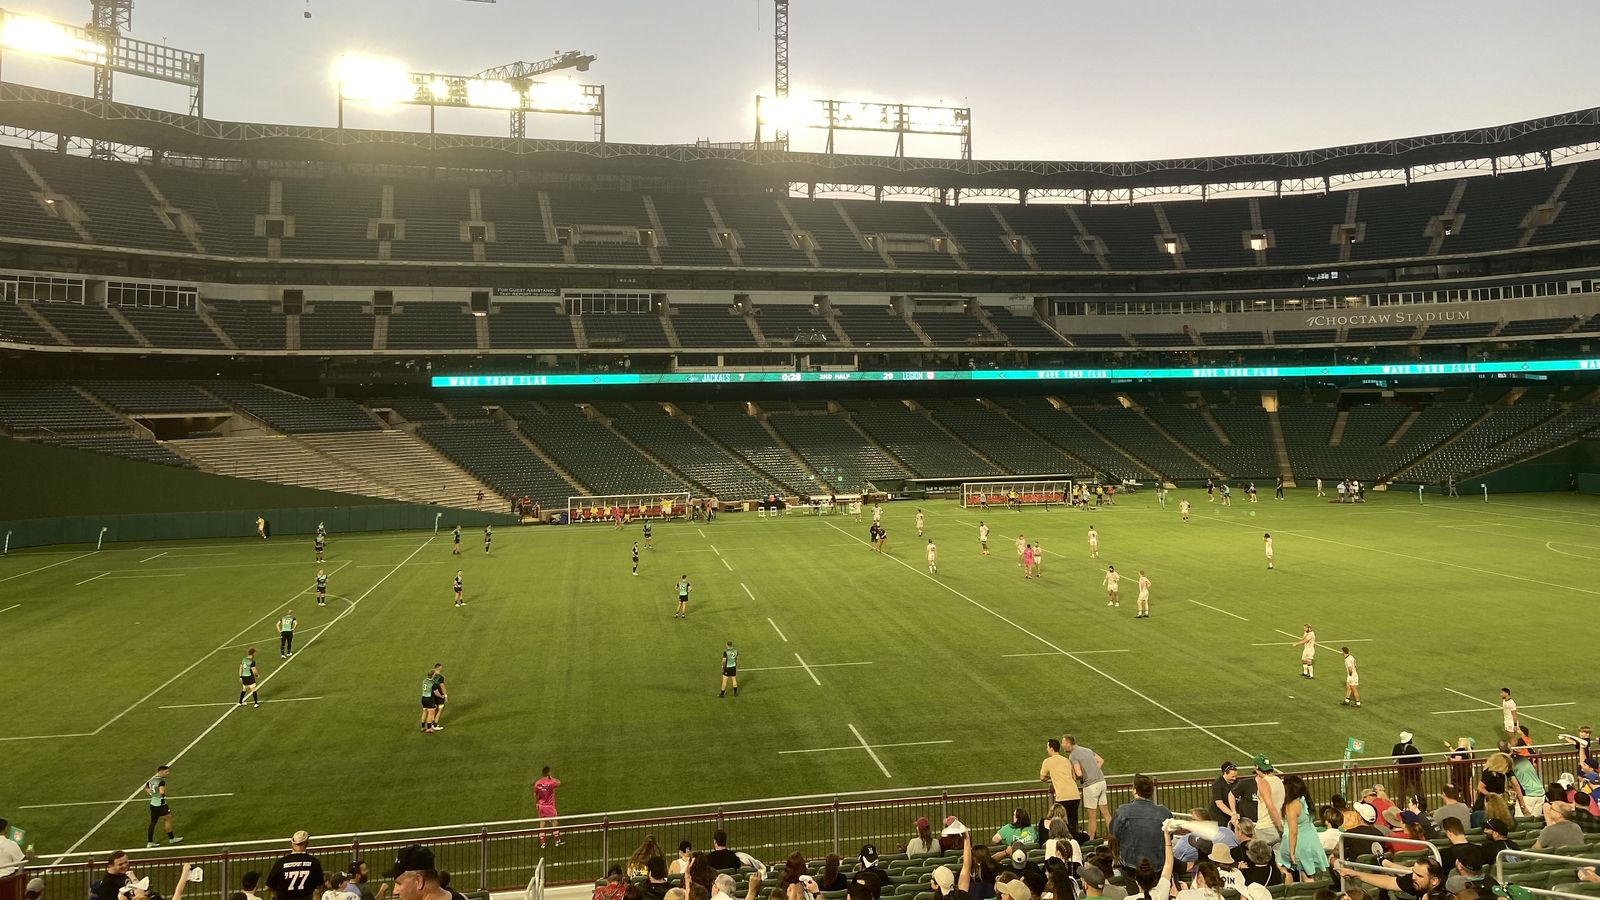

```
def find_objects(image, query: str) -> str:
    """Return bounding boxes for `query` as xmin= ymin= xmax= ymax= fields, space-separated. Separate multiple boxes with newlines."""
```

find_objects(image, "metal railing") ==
xmin=1494 ymin=849 xmax=1600 ymax=900
xmin=17 ymin=745 xmax=1580 ymax=900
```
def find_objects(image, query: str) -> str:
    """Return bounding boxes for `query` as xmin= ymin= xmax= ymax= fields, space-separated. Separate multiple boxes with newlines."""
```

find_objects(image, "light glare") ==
xmin=0 ymin=14 xmax=107 ymax=64
xmin=334 ymin=54 xmax=412 ymax=106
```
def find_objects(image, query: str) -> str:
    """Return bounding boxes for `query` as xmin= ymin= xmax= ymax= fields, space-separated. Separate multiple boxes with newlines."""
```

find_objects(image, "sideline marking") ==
xmin=1119 ymin=722 xmax=1279 ymax=734
xmin=741 ymin=661 xmax=871 ymax=673
xmin=697 ymin=528 xmax=707 ymax=538
xmin=141 ymin=551 xmax=169 ymax=563
xmin=159 ymin=697 xmax=323 ymax=710
xmin=0 ymin=550 xmax=98 ymax=583
xmin=0 ymin=603 xmax=18 ymax=614
xmin=1441 ymin=687 xmax=1567 ymax=730
xmin=1431 ymin=702 xmax=1574 ymax=716
xmin=719 ymin=557 xmax=733 ymax=571
xmin=54 ymin=538 xmax=434 ymax=859
xmin=741 ymin=583 xmax=757 ymax=601
xmin=849 ymin=723 xmax=893 ymax=778
xmin=1189 ymin=598 xmax=1249 ymax=622
xmin=793 ymin=653 xmax=822 ymax=686
xmin=102 ymin=573 xmax=186 ymax=580
xmin=766 ymin=617 xmax=788 ymax=642
xmin=819 ymin=519 xmax=1249 ymax=756
xmin=74 ymin=572 xmax=108 ymax=586
xmin=21 ymin=793 xmax=234 ymax=810
xmin=1003 ymin=650 xmax=1129 ymax=658
xmin=780 ymin=740 xmax=952 ymax=756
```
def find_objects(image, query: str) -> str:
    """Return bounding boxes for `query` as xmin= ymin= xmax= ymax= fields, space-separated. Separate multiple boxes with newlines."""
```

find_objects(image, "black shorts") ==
xmin=241 ymin=676 xmax=256 ymax=686
xmin=723 ymin=667 xmax=736 ymax=677
xmin=677 ymin=595 xmax=689 ymax=604
xmin=150 ymin=804 xmax=170 ymax=819
xmin=316 ymin=588 xmax=326 ymax=597
xmin=421 ymin=697 xmax=437 ymax=709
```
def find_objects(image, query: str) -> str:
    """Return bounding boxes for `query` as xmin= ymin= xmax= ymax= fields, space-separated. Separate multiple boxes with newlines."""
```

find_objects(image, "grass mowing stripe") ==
xmin=52 ymin=537 xmax=433 ymax=859
xmin=1 ymin=549 xmax=98 ymax=583
xmin=817 ymin=518 xmax=1250 ymax=756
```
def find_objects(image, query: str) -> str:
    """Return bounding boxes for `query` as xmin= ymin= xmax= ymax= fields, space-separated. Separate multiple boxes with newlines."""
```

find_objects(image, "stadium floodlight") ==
xmin=334 ymin=54 xmax=413 ymax=106
xmin=336 ymin=53 xmax=604 ymax=138
xmin=755 ymin=94 xmax=972 ymax=159
xmin=0 ymin=13 xmax=107 ymax=64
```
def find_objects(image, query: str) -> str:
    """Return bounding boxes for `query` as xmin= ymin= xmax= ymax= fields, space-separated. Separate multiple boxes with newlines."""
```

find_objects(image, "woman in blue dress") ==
xmin=1276 ymin=774 xmax=1330 ymax=882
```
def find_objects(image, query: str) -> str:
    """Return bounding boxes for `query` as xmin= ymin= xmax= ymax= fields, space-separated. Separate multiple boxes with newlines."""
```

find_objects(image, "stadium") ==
xmin=1 ymin=4 xmax=1599 ymax=900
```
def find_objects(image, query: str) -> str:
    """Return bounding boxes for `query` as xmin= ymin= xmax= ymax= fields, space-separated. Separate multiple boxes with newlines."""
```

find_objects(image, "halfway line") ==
xmin=1003 ymin=650 xmax=1129 ymax=658
xmin=1254 ymin=638 xmax=1371 ymax=647
xmin=849 ymin=723 xmax=893 ymax=778
xmin=741 ymin=661 xmax=872 ymax=673
xmin=819 ymin=518 xmax=1249 ymax=756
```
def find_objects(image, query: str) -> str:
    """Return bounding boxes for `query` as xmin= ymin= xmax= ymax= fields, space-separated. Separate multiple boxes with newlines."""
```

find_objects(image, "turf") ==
xmin=5 ymin=490 xmax=1598 ymax=859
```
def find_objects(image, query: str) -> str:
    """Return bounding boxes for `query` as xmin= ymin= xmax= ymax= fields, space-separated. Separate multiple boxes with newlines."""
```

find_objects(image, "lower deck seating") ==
xmin=416 ymin=422 xmax=578 ymax=509
xmin=844 ymin=401 xmax=1001 ymax=478
xmin=0 ymin=383 xmax=125 ymax=432
xmin=44 ymin=434 xmax=192 ymax=468
xmin=296 ymin=431 xmax=505 ymax=511
xmin=690 ymin=407 xmax=816 ymax=494
xmin=766 ymin=412 xmax=913 ymax=489
xmin=608 ymin=408 xmax=782 ymax=499
xmin=515 ymin=404 xmax=692 ymax=495
xmin=168 ymin=434 xmax=405 ymax=497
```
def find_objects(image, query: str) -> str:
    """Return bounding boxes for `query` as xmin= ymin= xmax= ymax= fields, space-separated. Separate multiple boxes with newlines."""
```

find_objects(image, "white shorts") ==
xmin=1138 ymin=591 xmax=1150 ymax=603
xmin=1082 ymin=779 xmax=1108 ymax=808
xmin=1346 ymin=674 xmax=1359 ymax=687
xmin=1503 ymin=720 xmax=1517 ymax=733
xmin=1302 ymin=654 xmax=1314 ymax=665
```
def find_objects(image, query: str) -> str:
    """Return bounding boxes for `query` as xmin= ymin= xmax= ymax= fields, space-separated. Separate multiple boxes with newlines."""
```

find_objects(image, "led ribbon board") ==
xmin=433 ymin=357 xmax=1600 ymax=389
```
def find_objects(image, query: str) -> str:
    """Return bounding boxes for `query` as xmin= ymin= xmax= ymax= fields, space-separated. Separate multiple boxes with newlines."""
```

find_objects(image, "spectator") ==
xmin=908 ymin=818 xmax=940 ymax=856
xmin=643 ymin=857 xmax=673 ymax=900
xmin=1238 ymin=842 xmax=1282 ymax=888
xmin=1444 ymin=739 xmax=1477 ymax=805
xmin=1006 ymin=846 xmax=1046 ymax=897
xmin=268 ymin=831 xmax=325 ymax=900
xmin=662 ymin=889 xmax=686 ymax=900
xmin=993 ymin=809 xmax=1039 ymax=846
xmin=1510 ymin=753 xmax=1546 ymax=819
xmin=970 ymin=847 xmax=1001 ymax=900
xmin=123 ymin=864 xmax=196 ymax=900
xmin=240 ymin=871 xmax=264 ymax=900
xmin=711 ymin=875 xmax=760 ymax=900
xmin=1211 ymin=764 xmax=1242 ymax=828
xmin=1314 ymin=807 xmax=1343 ymax=873
xmin=1337 ymin=858 xmax=1442 ymax=898
xmin=383 ymin=848 xmax=451 ymax=900
xmin=630 ymin=837 xmax=667 ymax=878
xmin=669 ymin=843 xmax=695 ymax=877
xmin=1044 ymin=820 xmax=1081 ymax=871
xmin=1110 ymin=774 xmax=1173 ymax=878
xmin=1276 ymin=774 xmax=1329 ymax=884
xmin=595 ymin=868 xmax=627 ymax=900
xmin=1087 ymin=848 xmax=1126 ymax=900
xmin=1064 ymin=735 xmax=1111 ymax=841
xmin=1534 ymin=803 xmax=1583 ymax=850
xmin=687 ymin=855 xmax=716 ymax=896
xmin=349 ymin=862 xmax=374 ymax=900
xmin=1436 ymin=819 xmax=1472 ymax=875
xmin=818 ymin=857 xmax=848 ymax=893
xmin=26 ymin=879 xmax=44 ymax=900
xmin=1251 ymin=757 xmax=1285 ymax=846
xmin=929 ymin=832 xmax=973 ymax=900
xmin=994 ymin=881 xmax=1029 ymax=900
xmin=854 ymin=845 xmax=889 ymax=899
xmin=1480 ymin=818 xmax=1518 ymax=858
xmin=1483 ymin=794 xmax=1517 ymax=834
xmin=1078 ymin=865 xmax=1127 ymax=900
xmin=1432 ymin=786 xmax=1471 ymax=831
xmin=0 ymin=820 xmax=24 ymax=877
xmin=1392 ymin=733 xmax=1423 ymax=800
xmin=323 ymin=872 xmax=359 ymax=900
xmin=779 ymin=854 xmax=807 ymax=888
xmin=95 ymin=851 xmax=132 ymax=900
xmin=1330 ymin=795 xmax=1359 ymax=831
xmin=1473 ymin=753 xmax=1512 ymax=827
xmin=707 ymin=832 xmax=740 ymax=871
xmin=1042 ymin=861 xmax=1075 ymax=900
xmin=1041 ymin=741 xmax=1083 ymax=836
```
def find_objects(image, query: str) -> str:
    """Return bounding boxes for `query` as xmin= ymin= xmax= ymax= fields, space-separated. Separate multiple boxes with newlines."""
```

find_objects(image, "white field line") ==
xmin=215 ymin=621 xmax=335 ymax=652
xmin=742 ymin=583 xmax=757 ymax=601
xmin=1431 ymin=702 xmax=1575 ymax=716
xmin=1118 ymin=722 xmax=1280 ymax=734
xmin=21 ymin=792 xmax=234 ymax=810
xmin=766 ymin=617 xmax=788 ymax=642
xmin=115 ymin=561 xmax=354 ymax=572
xmin=697 ymin=528 xmax=706 ymax=538
xmin=1439 ymin=523 xmax=1524 ymax=531
xmin=1545 ymin=541 xmax=1600 ymax=560
xmin=0 ymin=550 xmax=97 ymax=583
xmin=159 ymin=697 xmax=323 ymax=710
xmin=662 ymin=549 xmax=719 ymax=554
xmin=1272 ymin=629 xmax=1361 ymax=654
xmin=1003 ymin=650 xmax=1129 ymax=658
xmin=102 ymin=573 xmax=186 ymax=580
xmin=719 ymin=557 xmax=733 ymax=571
xmin=1430 ymin=501 xmax=1600 ymax=529
xmin=1189 ymin=598 xmax=1249 ymax=622
xmin=792 ymin=653 xmax=822 ymax=686
xmin=849 ymin=723 xmax=893 ymax=778
xmin=819 ymin=518 xmax=1250 ymax=756
xmin=711 ymin=545 xmax=724 ymax=557
xmin=140 ymin=551 xmax=169 ymax=563
xmin=1195 ymin=514 xmax=1600 ymax=600
xmin=0 ymin=560 xmax=355 ymax=745
xmin=740 ymin=661 xmax=872 ymax=673
xmin=780 ymin=740 xmax=952 ymax=756
xmin=0 ymin=603 xmax=19 ymax=614
xmin=1254 ymin=638 xmax=1371 ymax=647
xmin=1441 ymin=687 xmax=1568 ymax=730
xmin=73 ymin=572 xmax=108 ymax=586
xmin=53 ymin=539 xmax=430 ymax=859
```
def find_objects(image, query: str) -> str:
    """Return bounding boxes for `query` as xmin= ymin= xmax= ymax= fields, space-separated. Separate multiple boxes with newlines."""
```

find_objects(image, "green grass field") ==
xmin=5 ymin=489 xmax=1598 ymax=859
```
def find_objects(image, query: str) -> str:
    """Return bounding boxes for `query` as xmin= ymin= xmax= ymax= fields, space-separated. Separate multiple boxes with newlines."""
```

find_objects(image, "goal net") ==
xmin=960 ymin=479 xmax=1072 ymax=509
xmin=567 ymin=492 xmax=694 ymax=524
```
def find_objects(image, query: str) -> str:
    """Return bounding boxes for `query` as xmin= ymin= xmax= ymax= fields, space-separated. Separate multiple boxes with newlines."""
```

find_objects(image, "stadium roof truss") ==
xmin=1 ymin=81 xmax=1599 ymax=195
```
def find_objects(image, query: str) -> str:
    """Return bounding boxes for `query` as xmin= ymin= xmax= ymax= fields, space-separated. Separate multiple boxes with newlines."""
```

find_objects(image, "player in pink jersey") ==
xmin=1022 ymin=543 xmax=1036 ymax=578
xmin=534 ymin=766 xmax=562 ymax=847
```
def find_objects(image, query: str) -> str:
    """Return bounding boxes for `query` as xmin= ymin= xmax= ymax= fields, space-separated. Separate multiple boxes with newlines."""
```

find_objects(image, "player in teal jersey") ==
xmin=313 ymin=531 xmax=325 ymax=563
xmin=483 ymin=525 xmax=492 ymax=555
xmin=452 ymin=524 xmax=462 ymax=555
xmin=238 ymin=648 xmax=260 ymax=707
xmin=420 ymin=668 xmax=439 ymax=733
xmin=315 ymin=570 xmax=328 ymax=607
xmin=642 ymin=522 xmax=653 ymax=550
xmin=429 ymin=663 xmax=448 ymax=730
xmin=145 ymin=764 xmax=182 ymax=846
xmin=453 ymin=571 xmax=464 ymax=608
xmin=631 ymin=544 xmax=640 ymax=576
xmin=278 ymin=610 xmax=297 ymax=658
xmin=675 ymin=575 xmax=691 ymax=619
xmin=718 ymin=642 xmax=739 ymax=697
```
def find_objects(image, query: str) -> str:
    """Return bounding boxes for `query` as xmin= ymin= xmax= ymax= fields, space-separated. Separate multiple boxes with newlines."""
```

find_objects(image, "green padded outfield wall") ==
xmin=0 ymin=437 xmax=516 ymax=549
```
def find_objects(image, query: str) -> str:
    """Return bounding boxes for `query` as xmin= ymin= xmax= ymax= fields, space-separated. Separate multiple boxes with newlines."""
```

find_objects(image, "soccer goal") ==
xmin=960 ymin=479 xmax=1072 ymax=509
xmin=567 ymin=492 xmax=694 ymax=524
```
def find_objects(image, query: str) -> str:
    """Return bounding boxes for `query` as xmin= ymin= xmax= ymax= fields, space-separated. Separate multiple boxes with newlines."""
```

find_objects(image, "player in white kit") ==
xmin=1015 ymin=533 xmax=1027 ymax=567
xmin=1135 ymin=570 xmax=1151 ymax=618
xmin=1340 ymin=648 xmax=1361 ymax=707
xmin=978 ymin=521 xmax=990 ymax=556
xmin=1103 ymin=565 xmax=1120 ymax=607
xmin=915 ymin=509 xmax=925 ymax=536
xmin=1264 ymin=532 xmax=1274 ymax=570
xmin=926 ymin=539 xmax=938 ymax=574
xmin=1088 ymin=525 xmax=1100 ymax=558
xmin=1179 ymin=499 xmax=1191 ymax=522
xmin=872 ymin=503 xmax=882 ymax=525
xmin=1501 ymin=688 xmax=1520 ymax=741
xmin=1292 ymin=624 xmax=1316 ymax=678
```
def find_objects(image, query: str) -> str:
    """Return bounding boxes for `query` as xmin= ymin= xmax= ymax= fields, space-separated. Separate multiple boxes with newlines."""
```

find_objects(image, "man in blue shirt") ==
xmin=1109 ymin=774 xmax=1172 ymax=878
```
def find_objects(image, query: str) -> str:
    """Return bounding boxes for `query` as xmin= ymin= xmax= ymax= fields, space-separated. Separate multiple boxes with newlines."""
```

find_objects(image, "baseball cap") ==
xmin=27 ymin=879 xmax=45 ymax=896
xmin=915 ymin=817 xmax=930 ymax=830
xmin=1381 ymin=806 xmax=1403 ymax=828
xmin=997 ymin=881 xmax=1031 ymax=900
xmin=1251 ymin=754 xmax=1273 ymax=772
xmin=1220 ymin=761 xmax=1237 ymax=772
xmin=1400 ymin=811 xmax=1421 ymax=826
xmin=1454 ymin=843 xmax=1487 ymax=872
xmin=118 ymin=878 xmax=150 ymax=898
xmin=384 ymin=845 xmax=436 ymax=878
xmin=291 ymin=830 xmax=311 ymax=846
xmin=1010 ymin=847 xmax=1028 ymax=869
xmin=1354 ymin=802 xmax=1377 ymax=824
xmin=931 ymin=867 xmax=955 ymax=893
xmin=1483 ymin=818 xmax=1511 ymax=836
xmin=1079 ymin=865 xmax=1106 ymax=889
xmin=1558 ymin=773 xmax=1576 ymax=788
xmin=859 ymin=844 xmax=879 ymax=865
xmin=1399 ymin=731 xmax=1413 ymax=743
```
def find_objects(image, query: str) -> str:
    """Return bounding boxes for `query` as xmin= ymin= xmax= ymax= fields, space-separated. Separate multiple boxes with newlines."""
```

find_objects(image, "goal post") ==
xmin=567 ymin=492 xmax=694 ymax=524
xmin=960 ymin=479 xmax=1072 ymax=509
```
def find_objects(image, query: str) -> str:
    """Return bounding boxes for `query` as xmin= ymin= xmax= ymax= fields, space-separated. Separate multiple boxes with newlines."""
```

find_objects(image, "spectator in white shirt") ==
xmin=0 ymin=819 xmax=26 ymax=878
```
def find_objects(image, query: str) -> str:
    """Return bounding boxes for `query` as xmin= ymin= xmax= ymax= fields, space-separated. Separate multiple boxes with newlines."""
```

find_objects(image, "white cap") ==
xmin=1399 ymin=731 xmax=1413 ymax=743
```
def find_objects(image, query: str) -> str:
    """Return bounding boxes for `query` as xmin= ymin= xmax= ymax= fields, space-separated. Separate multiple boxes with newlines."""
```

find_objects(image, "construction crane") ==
xmin=773 ymin=0 xmax=788 ymax=149
xmin=477 ymin=50 xmax=597 ymax=138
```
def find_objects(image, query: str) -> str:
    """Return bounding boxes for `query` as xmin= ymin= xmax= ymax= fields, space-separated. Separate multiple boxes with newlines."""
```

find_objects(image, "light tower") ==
xmin=476 ymin=50 xmax=597 ymax=139
xmin=87 ymin=0 xmax=132 ymax=157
